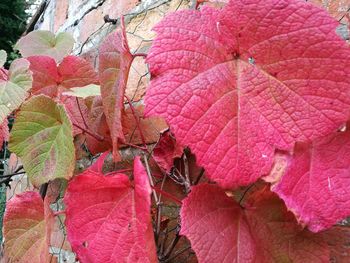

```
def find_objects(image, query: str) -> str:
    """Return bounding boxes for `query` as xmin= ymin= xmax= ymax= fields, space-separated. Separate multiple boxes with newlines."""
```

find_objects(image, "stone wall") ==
xmin=35 ymin=0 xmax=191 ymax=59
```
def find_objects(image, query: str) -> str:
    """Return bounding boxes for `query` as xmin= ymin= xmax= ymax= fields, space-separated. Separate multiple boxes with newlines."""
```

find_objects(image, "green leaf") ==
xmin=0 ymin=50 xmax=7 ymax=67
xmin=9 ymin=95 xmax=75 ymax=187
xmin=15 ymin=31 xmax=75 ymax=62
xmin=62 ymin=84 xmax=101 ymax=98
xmin=0 ymin=58 xmax=32 ymax=123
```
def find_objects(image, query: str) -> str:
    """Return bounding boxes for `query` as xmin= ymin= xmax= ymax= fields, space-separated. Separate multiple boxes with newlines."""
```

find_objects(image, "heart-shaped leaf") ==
xmin=27 ymin=55 xmax=98 ymax=98
xmin=64 ymin=156 xmax=157 ymax=262
xmin=145 ymin=0 xmax=350 ymax=188
xmin=16 ymin=31 xmax=75 ymax=62
xmin=9 ymin=95 xmax=75 ymax=187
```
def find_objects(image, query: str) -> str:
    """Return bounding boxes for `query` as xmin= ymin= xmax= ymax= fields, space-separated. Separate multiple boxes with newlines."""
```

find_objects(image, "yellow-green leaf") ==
xmin=62 ymin=84 xmax=101 ymax=98
xmin=15 ymin=31 xmax=75 ymax=62
xmin=0 ymin=50 xmax=7 ymax=67
xmin=9 ymin=95 xmax=75 ymax=187
xmin=0 ymin=58 xmax=32 ymax=123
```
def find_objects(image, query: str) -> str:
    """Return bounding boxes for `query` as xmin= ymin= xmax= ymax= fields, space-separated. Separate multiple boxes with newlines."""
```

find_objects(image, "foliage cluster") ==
xmin=1 ymin=0 xmax=350 ymax=262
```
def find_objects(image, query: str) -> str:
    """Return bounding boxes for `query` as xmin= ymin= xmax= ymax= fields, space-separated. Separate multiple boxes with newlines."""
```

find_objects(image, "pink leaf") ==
xmin=180 ymin=184 xmax=335 ymax=262
xmin=0 ymin=118 xmax=9 ymax=147
xmin=64 ymin=157 xmax=157 ymax=263
xmin=62 ymin=96 xmax=90 ymax=136
xmin=27 ymin=56 xmax=60 ymax=97
xmin=58 ymin=55 xmax=99 ymax=89
xmin=268 ymin=128 xmax=350 ymax=232
xmin=145 ymin=0 xmax=350 ymax=188
xmin=28 ymin=55 xmax=98 ymax=98
xmin=0 ymin=68 xmax=8 ymax=81
xmin=98 ymin=21 xmax=133 ymax=162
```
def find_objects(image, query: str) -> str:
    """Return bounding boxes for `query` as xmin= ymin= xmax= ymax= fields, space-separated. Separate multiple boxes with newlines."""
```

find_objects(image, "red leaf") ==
xmin=64 ymin=157 xmax=157 ymax=263
xmin=58 ymin=55 xmax=99 ymax=89
xmin=62 ymin=96 xmax=90 ymax=136
xmin=122 ymin=104 xmax=168 ymax=146
xmin=85 ymin=96 xmax=112 ymax=154
xmin=98 ymin=21 xmax=133 ymax=162
xmin=267 ymin=128 xmax=350 ymax=232
xmin=3 ymin=191 xmax=54 ymax=263
xmin=28 ymin=55 xmax=98 ymax=98
xmin=0 ymin=68 xmax=8 ymax=81
xmin=153 ymin=130 xmax=183 ymax=172
xmin=145 ymin=0 xmax=350 ymax=188
xmin=27 ymin=56 xmax=59 ymax=97
xmin=180 ymin=184 xmax=339 ymax=262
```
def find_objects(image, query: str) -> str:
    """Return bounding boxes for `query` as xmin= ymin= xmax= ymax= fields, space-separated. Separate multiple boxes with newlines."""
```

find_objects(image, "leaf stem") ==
xmin=75 ymin=97 xmax=89 ymax=128
xmin=73 ymin=123 xmax=104 ymax=142
xmin=124 ymin=142 xmax=148 ymax=151
xmin=133 ymin=52 xmax=147 ymax=58
xmin=152 ymin=186 xmax=182 ymax=205
xmin=162 ymin=227 xmax=181 ymax=259
xmin=125 ymin=95 xmax=148 ymax=149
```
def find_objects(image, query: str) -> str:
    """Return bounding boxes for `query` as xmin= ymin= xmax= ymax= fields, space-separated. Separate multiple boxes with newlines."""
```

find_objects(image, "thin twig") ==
xmin=0 ymin=171 xmax=25 ymax=178
xmin=193 ymin=168 xmax=204 ymax=185
xmin=159 ymin=228 xmax=169 ymax=255
xmin=143 ymin=155 xmax=159 ymax=203
xmin=156 ymin=175 xmax=167 ymax=242
xmin=183 ymin=153 xmax=191 ymax=193
xmin=162 ymin=226 xmax=181 ymax=260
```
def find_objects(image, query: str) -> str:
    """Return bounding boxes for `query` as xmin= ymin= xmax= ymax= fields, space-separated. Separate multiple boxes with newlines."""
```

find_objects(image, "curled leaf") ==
xmin=99 ymin=23 xmax=133 ymax=161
